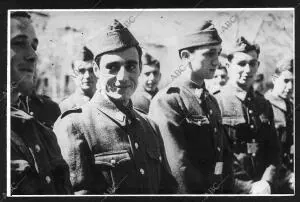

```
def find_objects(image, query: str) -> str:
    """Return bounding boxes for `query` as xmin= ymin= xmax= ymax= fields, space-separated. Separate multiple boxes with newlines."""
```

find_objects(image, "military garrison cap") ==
xmin=229 ymin=36 xmax=260 ymax=57
xmin=91 ymin=19 xmax=140 ymax=58
xmin=178 ymin=20 xmax=222 ymax=52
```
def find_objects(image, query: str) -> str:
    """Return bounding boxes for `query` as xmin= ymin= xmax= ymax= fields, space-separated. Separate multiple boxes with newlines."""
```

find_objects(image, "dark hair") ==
xmin=71 ymin=46 xmax=94 ymax=70
xmin=142 ymin=52 xmax=160 ymax=69
xmin=274 ymin=58 xmax=293 ymax=76
xmin=11 ymin=11 xmax=31 ymax=19
xmin=94 ymin=45 xmax=143 ymax=67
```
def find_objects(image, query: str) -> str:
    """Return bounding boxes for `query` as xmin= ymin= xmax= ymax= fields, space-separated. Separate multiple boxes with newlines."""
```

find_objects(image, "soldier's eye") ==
xmin=249 ymin=60 xmax=258 ymax=67
xmin=125 ymin=62 xmax=138 ymax=72
xmin=78 ymin=69 xmax=86 ymax=74
xmin=106 ymin=63 xmax=120 ymax=73
xmin=238 ymin=61 xmax=247 ymax=67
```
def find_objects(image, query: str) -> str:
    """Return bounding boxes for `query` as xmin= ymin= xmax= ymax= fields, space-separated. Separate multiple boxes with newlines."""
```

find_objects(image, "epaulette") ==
xmin=166 ymin=87 xmax=180 ymax=94
xmin=61 ymin=107 xmax=82 ymax=119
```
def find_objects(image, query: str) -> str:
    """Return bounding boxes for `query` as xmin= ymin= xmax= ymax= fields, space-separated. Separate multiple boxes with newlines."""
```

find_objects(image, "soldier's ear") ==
xmin=180 ymin=50 xmax=191 ymax=60
xmin=93 ymin=61 xmax=101 ymax=78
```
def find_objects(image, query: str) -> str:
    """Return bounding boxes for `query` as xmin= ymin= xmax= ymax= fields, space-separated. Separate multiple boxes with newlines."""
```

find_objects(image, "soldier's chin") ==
xmin=17 ymin=81 xmax=35 ymax=96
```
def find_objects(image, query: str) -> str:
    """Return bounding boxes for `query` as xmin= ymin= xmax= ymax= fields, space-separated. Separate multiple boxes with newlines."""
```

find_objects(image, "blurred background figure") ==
xmin=132 ymin=52 xmax=161 ymax=114
xmin=209 ymin=54 xmax=229 ymax=95
xmin=59 ymin=46 xmax=97 ymax=113
xmin=252 ymin=73 xmax=265 ymax=95
xmin=265 ymin=57 xmax=294 ymax=194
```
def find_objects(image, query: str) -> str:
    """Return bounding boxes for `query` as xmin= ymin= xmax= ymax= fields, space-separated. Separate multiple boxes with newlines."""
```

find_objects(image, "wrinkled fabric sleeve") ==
xmin=149 ymin=93 xmax=205 ymax=193
xmin=53 ymin=117 xmax=95 ymax=194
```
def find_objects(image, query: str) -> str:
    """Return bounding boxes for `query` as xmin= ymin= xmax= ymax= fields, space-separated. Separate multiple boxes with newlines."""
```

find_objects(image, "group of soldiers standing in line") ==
xmin=10 ymin=11 xmax=294 ymax=195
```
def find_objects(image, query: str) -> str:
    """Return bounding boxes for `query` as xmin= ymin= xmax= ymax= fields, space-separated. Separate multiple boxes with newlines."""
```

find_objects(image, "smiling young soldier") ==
xmin=148 ymin=20 xmax=234 ymax=194
xmin=10 ymin=11 xmax=72 ymax=195
xmin=59 ymin=46 xmax=97 ymax=113
xmin=214 ymin=37 xmax=280 ymax=194
xmin=132 ymin=52 xmax=161 ymax=114
xmin=53 ymin=19 xmax=177 ymax=194
xmin=265 ymin=57 xmax=294 ymax=194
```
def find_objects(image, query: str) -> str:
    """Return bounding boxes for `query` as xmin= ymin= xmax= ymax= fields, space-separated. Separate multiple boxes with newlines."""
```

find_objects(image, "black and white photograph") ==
xmin=6 ymin=8 xmax=295 ymax=198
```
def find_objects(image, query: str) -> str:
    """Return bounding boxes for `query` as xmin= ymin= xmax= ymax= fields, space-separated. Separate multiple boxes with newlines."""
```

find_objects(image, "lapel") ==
xmin=90 ymin=91 xmax=137 ymax=127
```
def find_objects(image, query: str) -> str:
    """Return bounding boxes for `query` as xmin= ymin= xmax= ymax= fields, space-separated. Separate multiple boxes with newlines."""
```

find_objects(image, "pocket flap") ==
xmin=94 ymin=150 xmax=131 ymax=168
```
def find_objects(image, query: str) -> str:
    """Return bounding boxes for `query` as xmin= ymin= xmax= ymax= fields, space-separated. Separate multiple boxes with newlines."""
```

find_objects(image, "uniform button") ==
xmin=35 ymin=144 xmax=41 ymax=153
xmin=110 ymin=159 xmax=116 ymax=165
xmin=128 ymin=119 xmax=132 ymax=125
xmin=139 ymin=168 xmax=145 ymax=175
xmin=159 ymin=156 xmax=162 ymax=162
xmin=214 ymin=128 xmax=218 ymax=133
xmin=250 ymin=125 xmax=254 ymax=129
xmin=45 ymin=176 xmax=51 ymax=184
xmin=247 ymin=97 xmax=251 ymax=101
xmin=217 ymin=147 xmax=221 ymax=152
xmin=29 ymin=111 xmax=34 ymax=116
xmin=210 ymin=109 xmax=213 ymax=115
xmin=21 ymin=119 xmax=26 ymax=123
xmin=249 ymin=110 xmax=253 ymax=114
xmin=134 ymin=142 xmax=139 ymax=150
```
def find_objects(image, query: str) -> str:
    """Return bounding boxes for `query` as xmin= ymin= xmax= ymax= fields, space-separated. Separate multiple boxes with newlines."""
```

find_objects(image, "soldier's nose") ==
xmin=116 ymin=66 xmax=130 ymax=81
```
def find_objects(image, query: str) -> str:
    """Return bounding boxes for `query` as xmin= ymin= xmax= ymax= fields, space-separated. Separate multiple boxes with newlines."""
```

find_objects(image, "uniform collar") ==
xmin=176 ymin=75 xmax=208 ymax=99
xmin=228 ymin=82 xmax=254 ymax=102
xmin=265 ymin=91 xmax=287 ymax=112
xmin=90 ymin=90 xmax=136 ymax=127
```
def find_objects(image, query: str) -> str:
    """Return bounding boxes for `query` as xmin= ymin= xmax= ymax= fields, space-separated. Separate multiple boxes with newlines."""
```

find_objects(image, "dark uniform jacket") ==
xmin=53 ymin=91 xmax=177 ymax=194
xmin=132 ymin=88 xmax=158 ymax=114
xmin=214 ymin=83 xmax=281 ymax=193
xmin=19 ymin=93 xmax=61 ymax=128
xmin=11 ymin=104 xmax=72 ymax=195
xmin=148 ymin=75 xmax=234 ymax=194
xmin=59 ymin=90 xmax=91 ymax=114
xmin=265 ymin=92 xmax=293 ymax=165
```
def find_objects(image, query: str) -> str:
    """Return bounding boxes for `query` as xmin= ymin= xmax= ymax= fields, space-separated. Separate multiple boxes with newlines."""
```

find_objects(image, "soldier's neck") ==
xmin=189 ymin=74 xmax=204 ymax=88
xmin=78 ymin=88 xmax=95 ymax=99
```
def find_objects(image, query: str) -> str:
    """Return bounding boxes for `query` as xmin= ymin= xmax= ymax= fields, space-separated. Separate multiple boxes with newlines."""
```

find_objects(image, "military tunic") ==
xmin=148 ymin=75 xmax=234 ymax=194
xmin=59 ymin=90 xmax=92 ymax=114
xmin=214 ymin=83 xmax=281 ymax=193
xmin=11 ymin=104 xmax=72 ymax=195
xmin=132 ymin=88 xmax=158 ymax=114
xmin=19 ymin=93 xmax=61 ymax=128
xmin=53 ymin=91 xmax=177 ymax=194
xmin=265 ymin=91 xmax=294 ymax=193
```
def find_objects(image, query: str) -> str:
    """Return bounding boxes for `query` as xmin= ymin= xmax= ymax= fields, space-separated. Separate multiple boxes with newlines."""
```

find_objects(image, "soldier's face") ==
xmin=11 ymin=16 xmax=38 ymax=96
xmin=73 ymin=60 xmax=97 ymax=93
xmin=96 ymin=47 xmax=140 ymax=104
xmin=213 ymin=68 xmax=228 ymax=87
xmin=139 ymin=65 xmax=161 ymax=92
xmin=228 ymin=50 xmax=259 ymax=88
xmin=272 ymin=70 xmax=293 ymax=99
xmin=188 ymin=44 xmax=221 ymax=80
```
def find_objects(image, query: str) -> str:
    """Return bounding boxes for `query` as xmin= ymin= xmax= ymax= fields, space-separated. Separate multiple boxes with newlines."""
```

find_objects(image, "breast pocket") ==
xmin=94 ymin=150 xmax=134 ymax=193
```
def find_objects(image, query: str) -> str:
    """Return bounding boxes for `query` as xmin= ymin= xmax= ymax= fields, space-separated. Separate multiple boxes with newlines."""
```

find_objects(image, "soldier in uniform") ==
xmin=148 ymin=20 xmax=234 ymax=194
xmin=214 ymin=36 xmax=281 ymax=194
xmin=265 ymin=57 xmax=294 ymax=193
xmin=209 ymin=57 xmax=229 ymax=95
xmin=132 ymin=52 xmax=161 ymax=114
xmin=10 ymin=11 xmax=72 ymax=195
xmin=53 ymin=19 xmax=177 ymax=194
xmin=59 ymin=46 xmax=97 ymax=113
